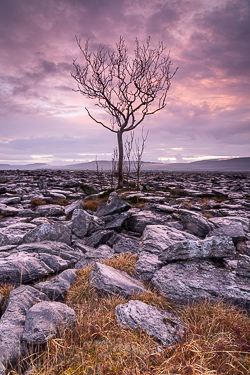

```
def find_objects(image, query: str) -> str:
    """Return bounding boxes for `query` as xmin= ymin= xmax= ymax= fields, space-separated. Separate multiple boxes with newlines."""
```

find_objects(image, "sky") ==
xmin=0 ymin=0 xmax=249 ymax=165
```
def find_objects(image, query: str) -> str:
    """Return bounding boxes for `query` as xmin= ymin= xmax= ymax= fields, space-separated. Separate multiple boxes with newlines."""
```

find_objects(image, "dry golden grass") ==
xmin=53 ymin=199 xmax=69 ymax=206
xmin=83 ymin=197 xmax=109 ymax=211
xmin=0 ymin=282 xmax=15 ymax=313
xmin=30 ymin=198 xmax=47 ymax=206
xmin=11 ymin=255 xmax=250 ymax=375
xmin=203 ymin=212 xmax=214 ymax=219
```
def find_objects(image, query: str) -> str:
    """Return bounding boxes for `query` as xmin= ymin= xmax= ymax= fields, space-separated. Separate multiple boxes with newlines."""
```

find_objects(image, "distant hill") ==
xmin=0 ymin=158 xmax=250 ymax=172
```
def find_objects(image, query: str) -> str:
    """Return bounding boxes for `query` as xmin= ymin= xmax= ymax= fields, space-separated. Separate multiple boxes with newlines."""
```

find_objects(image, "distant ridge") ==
xmin=0 ymin=158 xmax=250 ymax=172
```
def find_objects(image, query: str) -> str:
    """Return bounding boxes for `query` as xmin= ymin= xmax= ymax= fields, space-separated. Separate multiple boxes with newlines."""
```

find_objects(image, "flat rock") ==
xmin=0 ymin=222 xmax=37 ymax=245
xmin=151 ymin=260 xmax=250 ymax=308
xmin=141 ymin=225 xmax=197 ymax=255
xmin=96 ymin=192 xmax=131 ymax=217
xmin=115 ymin=300 xmax=185 ymax=346
xmin=89 ymin=262 xmax=145 ymax=297
xmin=23 ymin=222 xmax=71 ymax=245
xmin=34 ymin=269 xmax=77 ymax=300
xmin=0 ymin=286 xmax=49 ymax=368
xmin=159 ymin=236 xmax=236 ymax=263
xmin=22 ymin=301 xmax=76 ymax=344
xmin=208 ymin=222 xmax=246 ymax=244
xmin=17 ymin=241 xmax=82 ymax=262
xmin=35 ymin=204 xmax=65 ymax=217
xmin=0 ymin=203 xmax=18 ymax=217
xmin=209 ymin=216 xmax=249 ymax=232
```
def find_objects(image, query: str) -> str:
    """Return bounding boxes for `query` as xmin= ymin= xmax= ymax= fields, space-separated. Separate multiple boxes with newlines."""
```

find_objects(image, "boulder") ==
xmin=71 ymin=209 xmax=93 ymax=238
xmin=208 ymin=223 xmax=246 ymax=244
xmin=236 ymin=255 xmax=250 ymax=277
xmin=34 ymin=269 xmax=77 ymax=301
xmin=124 ymin=210 xmax=171 ymax=234
xmin=135 ymin=252 xmax=163 ymax=281
xmin=89 ymin=262 xmax=145 ymax=297
xmin=0 ymin=286 xmax=49 ymax=368
xmin=75 ymin=244 xmax=115 ymax=269
xmin=85 ymin=229 xmax=114 ymax=248
xmin=151 ymin=260 xmax=250 ymax=308
xmin=115 ymin=300 xmax=185 ymax=346
xmin=23 ymin=301 xmax=77 ymax=345
xmin=179 ymin=209 xmax=212 ymax=238
xmin=96 ymin=192 xmax=131 ymax=217
xmin=23 ymin=223 xmax=71 ymax=245
xmin=0 ymin=222 xmax=37 ymax=245
xmin=159 ymin=236 xmax=236 ymax=263
xmin=113 ymin=234 xmax=139 ymax=254
xmin=0 ymin=251 xmax=68 ymax=285
xmin=141 ymin=225 xmax=197 ymax=255
xmin=208 ymin=216 xmax=249 ymax=232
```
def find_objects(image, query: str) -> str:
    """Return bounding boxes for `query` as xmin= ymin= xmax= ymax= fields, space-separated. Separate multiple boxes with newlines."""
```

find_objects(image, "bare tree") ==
xmin=133 ymin=127 xmax=149 ymax=190
xmin=124 ymin=131 xmax=134 ymax=185
xmin=72 ymin=36 xmax=177 ymax=188
xmin=110 ymin=147 xmax=118 ymax=188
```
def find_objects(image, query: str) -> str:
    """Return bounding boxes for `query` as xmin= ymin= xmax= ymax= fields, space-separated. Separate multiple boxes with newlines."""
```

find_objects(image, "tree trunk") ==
xmin=117 ymin=130 xmax=124 ymax=188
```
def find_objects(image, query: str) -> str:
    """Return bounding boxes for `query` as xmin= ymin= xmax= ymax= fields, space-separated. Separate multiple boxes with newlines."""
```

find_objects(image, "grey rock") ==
xmin=208 ymin=223 xmax=246 ymax=244
xmin=85 ymin=229 xmax=114 ymax=248
xmin=65 ymin=200 xmax=84 ymax=218
xmin=124 ymin=210 xmax=171 ymax=234
xmin=23 ymin=223 xmax=71 ymax=245
xmin=36 ymin=204 xmax=65 ymax=217
xmin=17 ymin=241 xmax=82 ymax=263
xmin=115 ymin=300 xmax=185 ymax=346
xmin=159 ymin=236 xmax=236 ymax=263
xmin=0 ymin=362 xmax=5 ymax=375
xmin=0 ymin=251 xmax=68 ymax=285
xmin=34 ymin=269 xmax=77 ymax=300
xmin=75 ymin=244 xmax=115 ymax=269
xmin=135 ymin=252 xmax=163 ymax=281
xmin=113 ymin=234 xmax=139 ymax=254
xmin=23 ymin=301 xmax=77 ymax=344
xmin=96 ymin=192 xmax=131 ymax=217
xmin=236 ymin=254 xmax=250 ymax=277
xmin=141 ymin=225 xmax=197 ymax=255
xmin=179 ymin=209 xmax=212 ymax=238
xmin=209 ymin=216 xmax=249 ymax=232
xmin=89 ymin=262 xmax=145 ymax=297
xmin=237 ymin=239 xmax=250 ymax=256
xmin=0 ymin=232 xmax=10 ymax=246
xmin=151 ymin=260 xmax=250 ymax=308
xmin=0 ymin=196 xmax=21 ymax=205
xmin=0 ymin=286 xmax=49 ymax=368
xmin=0 ymin=203 xmax=18 ymax=217
xmin=105 ymin=212 xmax=129 ymax=231
xmin=0 ymin=222 xmax=37 ymax=245
xmin=71 ymin=209 xmax=92 ymax=238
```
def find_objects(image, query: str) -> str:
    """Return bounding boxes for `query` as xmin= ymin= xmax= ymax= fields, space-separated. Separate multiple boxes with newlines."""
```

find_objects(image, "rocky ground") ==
xmin=0 ymin=169 xmax=250 ymax=374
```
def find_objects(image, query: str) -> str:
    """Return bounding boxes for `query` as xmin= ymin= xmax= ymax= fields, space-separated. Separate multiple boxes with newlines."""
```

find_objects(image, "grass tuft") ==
xmin=31 ymin=198 xmax=47 ymax=206
xmin=11 ymin=259 xmax=250 ymax=375
xmin=0 ymin=282 xmax=15 ymax=314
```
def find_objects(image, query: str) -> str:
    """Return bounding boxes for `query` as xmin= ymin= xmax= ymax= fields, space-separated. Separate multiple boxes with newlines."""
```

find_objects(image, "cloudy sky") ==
xmin=0 ymin=0 xmax=249 ymax=165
